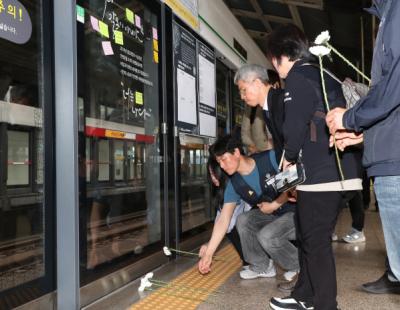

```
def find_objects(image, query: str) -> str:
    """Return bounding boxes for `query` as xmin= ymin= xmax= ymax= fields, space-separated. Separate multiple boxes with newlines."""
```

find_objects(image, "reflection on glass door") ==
xmin=180 ymin=135 xmax=212 ymax=233
xmin=216 ymin=60 xmax=230 ymax=137
xmin=77 ymin=0 xmax=162 ymax=281
xmin=0 ymin=1 xmax=53 ymax=306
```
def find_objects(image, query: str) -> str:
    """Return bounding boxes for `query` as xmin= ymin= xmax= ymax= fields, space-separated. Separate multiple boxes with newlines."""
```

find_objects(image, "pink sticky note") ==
xmin=90 ymin=16 xmax=99 ymax=32
xmin=102 ymin=41 xmax=114 ymax=55
xmin=152 ymin=27 xmax=158 ymax=40
xmin=135 ymin=15 xmax=141 ymax=28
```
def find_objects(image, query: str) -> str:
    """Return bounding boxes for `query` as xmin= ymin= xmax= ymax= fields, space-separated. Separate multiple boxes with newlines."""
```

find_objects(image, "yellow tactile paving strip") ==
xmin=130 ymin=244 xmax=242 ymax=310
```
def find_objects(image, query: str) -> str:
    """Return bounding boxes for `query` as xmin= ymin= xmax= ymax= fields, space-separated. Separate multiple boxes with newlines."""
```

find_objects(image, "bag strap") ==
xmin=230 ymin=151 xmax=277 ymax=205
xmin=230 ymin=173 xmax=260 ymax=206
xmin=301 ymin=63 xmax=335 ymax=142
xmin=301 ymin=62 xmax=342 ymax=85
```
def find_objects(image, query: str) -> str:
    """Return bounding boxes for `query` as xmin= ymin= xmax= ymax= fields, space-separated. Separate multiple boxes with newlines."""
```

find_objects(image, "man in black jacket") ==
xmin=234 ymin=65 xmax=299 ymax=291
xmin=234 ymin=64 xmax=285 ymax=163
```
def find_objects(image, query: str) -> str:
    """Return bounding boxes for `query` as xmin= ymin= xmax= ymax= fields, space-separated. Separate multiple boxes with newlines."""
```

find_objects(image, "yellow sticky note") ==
xmin=126 ymin=8 xmax=134 ymax=24
xmin=153 ymin=51 xmax=159 ymax=63
xmin=114 ymin=30 xmax=124 ymax=45
xmin=135 ymin=91 xmax=143 ymax=105
xmin=153 ymin=39 xmax=158 ymax=52
xmin=99 ymin=20 xmax=109 ymax=38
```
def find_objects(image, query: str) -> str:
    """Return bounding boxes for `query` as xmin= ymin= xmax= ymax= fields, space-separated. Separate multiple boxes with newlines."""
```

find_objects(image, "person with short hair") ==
xmin=266 ymin=24 xmax=362 ymax=310
xmin=198 ymin=134 xmax=298 ymax=290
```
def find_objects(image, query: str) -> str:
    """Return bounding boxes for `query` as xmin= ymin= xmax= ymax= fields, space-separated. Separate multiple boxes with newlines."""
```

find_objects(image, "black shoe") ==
xmin=269 ymin=297 xmax=313 ymax=310
xmin=362 ymin=272 xmax=400 ymax=294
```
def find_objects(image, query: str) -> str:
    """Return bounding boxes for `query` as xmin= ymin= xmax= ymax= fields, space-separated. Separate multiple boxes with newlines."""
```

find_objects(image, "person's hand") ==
xmin=257 ymin=201 xmax=278 ymax=214
xmin=326 ymin=107 xmax=347 ymax=134
xmin=287 ymin=189 xmax=297 ymax=202
xmin=329 ymin=130 xmax=364 ymax=151
xmin=199 ymin=243 xmax=208 ymax=258
xmin=247 ymin=144 xmax=257 ymax=155
xmin=282 ymin=158 xmax=293 ymax=171
xmin=198 ymin=253 xmax=213 ymax=274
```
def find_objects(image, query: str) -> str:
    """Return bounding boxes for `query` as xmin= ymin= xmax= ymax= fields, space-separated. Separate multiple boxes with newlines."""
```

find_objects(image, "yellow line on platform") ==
xmin=130 ymin=244 xmax=242 ymax=310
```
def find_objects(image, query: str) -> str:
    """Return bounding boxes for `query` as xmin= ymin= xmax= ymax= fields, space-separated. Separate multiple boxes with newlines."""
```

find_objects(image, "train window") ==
xmin=114 ymin=140 xmax=124 ymax=181
xmin=98 ymin=139 xmax=110 ymax=181
xmin=127 ymin=142 xmax=135 ymax=180
xmin=7 ymin=130 xmax=30 ymax=186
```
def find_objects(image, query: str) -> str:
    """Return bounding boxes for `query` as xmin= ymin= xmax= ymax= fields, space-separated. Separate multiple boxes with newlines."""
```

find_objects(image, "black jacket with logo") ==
xmin=283 ymin=60 xmax=362 ymax=185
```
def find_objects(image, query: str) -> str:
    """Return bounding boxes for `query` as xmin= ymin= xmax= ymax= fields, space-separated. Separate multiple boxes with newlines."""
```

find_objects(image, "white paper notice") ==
xmin=198 ymin=54 xmax=216 ymax=108
xmin=177 ymin=68 xmax=197 ymax=125
xmin=199 ymin=113 xmax=216 ymax=137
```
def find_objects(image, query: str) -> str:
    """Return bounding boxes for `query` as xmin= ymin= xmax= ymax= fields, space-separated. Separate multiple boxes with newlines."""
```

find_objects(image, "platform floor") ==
xmin=85 ymin=208 xmax=400 ymax=310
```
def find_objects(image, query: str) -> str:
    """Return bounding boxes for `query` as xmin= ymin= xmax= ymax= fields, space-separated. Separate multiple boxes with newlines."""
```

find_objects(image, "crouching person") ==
xmin=198 ymin=134 xmax=299 ymax=291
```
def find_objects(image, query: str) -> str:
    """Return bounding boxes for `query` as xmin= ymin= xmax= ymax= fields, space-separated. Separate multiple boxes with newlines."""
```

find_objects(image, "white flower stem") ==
xmin=169 ymin=248 xmax=226 ymax=261
xmin=318 ymin=56 xmax=345 ymax=185
xmin=325 ymin=42 xmax=371 ymax=84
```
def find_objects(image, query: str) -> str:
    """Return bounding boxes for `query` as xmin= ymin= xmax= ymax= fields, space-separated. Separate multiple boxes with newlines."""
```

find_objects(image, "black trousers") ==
xmin=343 ymin=190 xmax=365 ymax=232
xmin=291 ymin=191 xmax=342 ymax=310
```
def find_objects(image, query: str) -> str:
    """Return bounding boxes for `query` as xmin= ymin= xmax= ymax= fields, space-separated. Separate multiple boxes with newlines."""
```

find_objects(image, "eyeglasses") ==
xmin=238 ymin=79 xmax=256 ymax=96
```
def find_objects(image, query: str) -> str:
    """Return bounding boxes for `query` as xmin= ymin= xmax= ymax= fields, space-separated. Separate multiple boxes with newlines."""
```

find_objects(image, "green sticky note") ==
xmin=135 ymin=91 xmax=143 ymax=105
xmin=99 ymin=20 xmax=109 ymax=38
xmin=76 ymin=5 xmax=85 ymax=23
xmin=126 ymin=8 xmax=134 ymax=24
xmin=114 ymin=30 xmax=124 ymax=45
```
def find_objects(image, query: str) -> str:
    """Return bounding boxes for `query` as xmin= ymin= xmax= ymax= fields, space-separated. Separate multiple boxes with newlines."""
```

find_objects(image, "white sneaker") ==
xmin=331 ymin=232 xmax=338 ymax=241
xmin=239 ymin=260 xmax=276 ymax=279
xmin=283 ymin=269 xmax=299 ymax=281
xmin=342 ymin=228 xmax=366 ymax=243
xmin=242 ymin=265 xmax=250 ymax=271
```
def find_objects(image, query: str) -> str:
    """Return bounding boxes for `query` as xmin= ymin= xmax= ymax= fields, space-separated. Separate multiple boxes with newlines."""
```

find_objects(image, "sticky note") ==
xmin=114 ymin=30 xmax=124 ymax=45
xmin=99 ymin=20 xmax=109 ymax=38
xmin=126 ymin=8 xmax=134 ymax=24
xmin=102 ymin=41 xmax=114 ymax=55
xmin=135 ymin=91 xmax=143 ymax=105
xmin=90 ymin=16 xmax=99 ymax=32
xmin=152 ymin=27 xmax=158 ymax=40
xmin=152 ymin=39 xmax=158 ymax=52
xmin=76 ymin=5 xmax=85 ymax=24
xmin=135 ymin=15 xmax=141 ymax=29
xmin=153 ymin=51 xmax=159 ymax=64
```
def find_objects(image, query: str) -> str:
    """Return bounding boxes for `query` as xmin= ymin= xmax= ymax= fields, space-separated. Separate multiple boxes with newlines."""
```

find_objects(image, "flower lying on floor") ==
xmin=138 ymin=273 xmax=154 ymax=292
xmin=163 ymin=246 xmax=172 ymax=256
xmin=162 ymin=246 xmax=226 ymax=261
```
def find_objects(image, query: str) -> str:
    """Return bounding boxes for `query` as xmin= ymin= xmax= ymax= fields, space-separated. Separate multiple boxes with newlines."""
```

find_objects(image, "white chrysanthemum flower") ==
xmin=309 ymin=45 xmax=331 ymax=57
xmin=314 ymin=30 xmax=330 ymax=45
xmin=163 ymin=246 xmax=172 ymax=256
xmin=144 ymin=272 xmax=154 ymax=280
xmin=138 ymin=277 xmax=153 ymax=292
